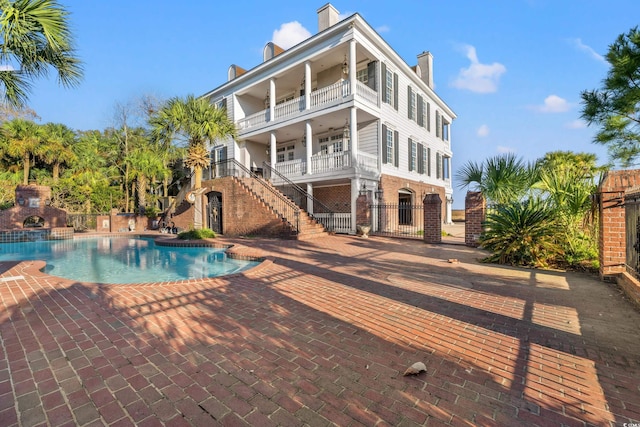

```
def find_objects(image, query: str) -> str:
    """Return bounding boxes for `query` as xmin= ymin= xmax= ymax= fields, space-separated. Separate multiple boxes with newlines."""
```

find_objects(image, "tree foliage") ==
xmin=580 ymin=26 xmax=640 ymax=167
xmin=0 ymin=0 xmax=83 ymax=107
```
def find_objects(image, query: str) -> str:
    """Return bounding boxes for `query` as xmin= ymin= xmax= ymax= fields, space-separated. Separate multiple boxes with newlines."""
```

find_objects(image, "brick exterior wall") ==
xmin=598 ymin=170 xmax=640 ymax=279
xmin=355 ymin=194 xmax=370 ymax=226
xmin=379 ymin=175 xmax=446 ymax=219
xmin=423 ymin=193 xmax=442 ymax=243
xmin=465 ymin=191 xmax=485 ymax=247
xmin=0 ymin=185 xmax=67 ymax=230
xmin=313 ymin=184 xmax=351 ymax=213
xmin=179 ymin=177 xmax=291 ymax=237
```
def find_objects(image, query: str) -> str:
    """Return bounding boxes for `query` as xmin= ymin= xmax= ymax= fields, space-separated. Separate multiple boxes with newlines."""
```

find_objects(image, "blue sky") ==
xmin=26 ymin=0 xmax=640 ymax=208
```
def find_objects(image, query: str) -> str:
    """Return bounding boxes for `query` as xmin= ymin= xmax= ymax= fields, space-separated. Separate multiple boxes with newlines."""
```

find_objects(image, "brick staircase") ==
xmin=232 ymin=176 xmax=329 ymax=240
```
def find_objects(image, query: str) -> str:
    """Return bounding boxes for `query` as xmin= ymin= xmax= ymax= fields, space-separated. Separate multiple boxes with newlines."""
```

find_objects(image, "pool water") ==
xmin=0 ymin=237 xmax=259 ymax=284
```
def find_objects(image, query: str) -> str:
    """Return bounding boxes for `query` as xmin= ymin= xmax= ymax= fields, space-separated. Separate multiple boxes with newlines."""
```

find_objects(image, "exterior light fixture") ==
xmin=359 ymin=182 xmax=367 ymax=196
xmin=342 ymin=119 xmax=350 ymax=146
xmin=264 ymin=90 xmax=270 ymax=108
xmin=17 ymin=197 xmax=24 ymax=206
xmin=342 ymin=55 xmax=348 ymax=76
xmin=301 ymin=131 xmax=307 ymax=147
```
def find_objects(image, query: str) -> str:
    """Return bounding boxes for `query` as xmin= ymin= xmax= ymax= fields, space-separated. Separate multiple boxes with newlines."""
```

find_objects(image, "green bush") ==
xmin=480 ymin=199 xmax=563 ymax=268
xmin=177 ymin=228 xmax=216 ymax=240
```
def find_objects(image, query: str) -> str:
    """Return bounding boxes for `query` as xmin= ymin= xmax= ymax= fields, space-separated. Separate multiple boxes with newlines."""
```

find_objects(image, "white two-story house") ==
xmin=201 ymin=3 xmax=455 ymax=235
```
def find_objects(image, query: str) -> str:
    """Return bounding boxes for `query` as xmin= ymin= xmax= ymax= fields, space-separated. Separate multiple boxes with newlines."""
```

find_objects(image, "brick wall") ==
xmin=423 ymin=193 xmax=442 ymax=243
xmin=190 ymin=177 xmax=291 ymax=237
xmin=598 ymin=170 xmax=640 ymax=279
xmin=313 ymin=184 xmax=351 ymax=213
xmin=465 ymin=192 xmax=485 ymax=247
xmin=379 ymin=175 xmax=446 ymax=218
xmin=0 ymin=185 xmax=67 ymax=229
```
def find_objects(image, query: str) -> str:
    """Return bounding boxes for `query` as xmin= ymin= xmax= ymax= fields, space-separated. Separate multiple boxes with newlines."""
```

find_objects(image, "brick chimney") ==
xmin=317 ymin=3 xmax=339 ymax=32
xmin=417 ymin=51 xmax=434 ymax=89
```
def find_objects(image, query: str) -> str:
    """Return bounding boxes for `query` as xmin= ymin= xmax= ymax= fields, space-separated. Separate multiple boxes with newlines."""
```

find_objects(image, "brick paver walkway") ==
xmin=1 ymin=235 xmax=639 ymax=426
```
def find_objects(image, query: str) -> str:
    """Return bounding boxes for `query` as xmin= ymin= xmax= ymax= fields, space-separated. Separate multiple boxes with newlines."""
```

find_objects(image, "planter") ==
xmin=357 ymin=224 xmax=371 ymax=238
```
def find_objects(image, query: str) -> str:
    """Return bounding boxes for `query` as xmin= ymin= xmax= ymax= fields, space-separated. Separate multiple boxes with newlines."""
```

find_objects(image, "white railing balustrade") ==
xmin=237 ymin=110 xmax=269 ymax=130
xmin=274 ymin=159 xmax=304 ymax=177
xmin=310 ymin=80 xmax=350 ymax=108
xmin=356 ymin=151 xmax=378 ymax=173
xmin=313 ymin=213 xmax=352 ymax=234
xmin=356 ymin=81 xmax=378 ymax=106
xmin=274 ymin=96 xmax=305 ymax=120
xmin=311 ymin=151 xmax=351 ymax=174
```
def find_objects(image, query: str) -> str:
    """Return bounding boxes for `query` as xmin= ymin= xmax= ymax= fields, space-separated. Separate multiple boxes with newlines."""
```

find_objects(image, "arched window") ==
xmin=398 ymin=189 xmax=413 ymax=225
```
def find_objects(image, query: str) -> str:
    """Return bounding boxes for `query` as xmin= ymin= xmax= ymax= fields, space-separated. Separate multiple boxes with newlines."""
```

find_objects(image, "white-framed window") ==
xmin=386 ymin=127 xmax=394 ymax=164
xmin=276 ymin=144 xmax=294 ymax=163
xmin=356 ymin=68 xmax=368 ymax=84
xmin=408 ymin=89 xmax=416 ymax=121
xmin=318 ymin=132 xmax=345 ymax=154
xmin=409 ymin=139 xmax=417 ymax=171
xmin=385 ymin=69 xmax=393 ymax=105
xmin=424 ymin=146 xmax=430 ymax=176
xmin=443 ymin=120 xmax=450 ymax=142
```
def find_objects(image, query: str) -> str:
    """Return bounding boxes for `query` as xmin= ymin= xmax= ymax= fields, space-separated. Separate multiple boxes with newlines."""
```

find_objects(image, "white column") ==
xmin=350 ymin=106 xmax=357 ymax=167
xmin=351 ymin=177 xmax=359 ymax=234
xmin=446 ymin=195 xmax=453 ymax=224
xmin=270 ymin=132 xmax=277 ymax=168
xmin=349 ymin=39 xmax=356 ymax=95
xmin=269 ymin=78 xmax=276 ymax=119
xmin=305 ymin=120 xmax=312 ymax=175
xmin=306 ymin=183 xmax=313 ymax=215
xmin=304 ymin=61 xmax=311 ymax=110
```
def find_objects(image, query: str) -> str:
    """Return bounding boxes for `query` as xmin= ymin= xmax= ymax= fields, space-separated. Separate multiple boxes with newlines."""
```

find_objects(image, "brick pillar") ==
xmin=465 ymin=191 xmax=485 ymax=247
xmin=598 ymin=170 xmax=640 ymax=280
xmin=355 ymin=194 xmax=370 ymax=226
xmin=423 ymin=193 xmax=442 ymax=243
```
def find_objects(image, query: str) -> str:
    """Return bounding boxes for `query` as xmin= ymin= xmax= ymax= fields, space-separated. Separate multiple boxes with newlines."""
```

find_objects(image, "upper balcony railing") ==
xmin=237 ymin=79 xmax=377 ymax=132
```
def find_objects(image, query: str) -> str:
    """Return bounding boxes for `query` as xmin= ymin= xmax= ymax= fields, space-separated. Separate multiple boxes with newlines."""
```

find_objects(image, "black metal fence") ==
xmin=369 ymin=203 xmax=424 ymax=239
xmin=67 ymin=213 xmax=101 ymax=231
xmin=625 ymin=192 xmax=640 ymax=277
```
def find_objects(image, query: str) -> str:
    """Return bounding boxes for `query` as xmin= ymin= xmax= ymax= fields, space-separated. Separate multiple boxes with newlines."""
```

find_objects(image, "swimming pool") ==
xmin=0 ymin=237 xmax=259 ymax=284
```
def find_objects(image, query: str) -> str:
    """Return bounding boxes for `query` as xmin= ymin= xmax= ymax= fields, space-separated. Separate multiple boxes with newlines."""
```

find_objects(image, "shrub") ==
xmin=480 ymin=199 xmax=563 ymax=268
xmin=177 ymin=228 xmax=216 ymax=240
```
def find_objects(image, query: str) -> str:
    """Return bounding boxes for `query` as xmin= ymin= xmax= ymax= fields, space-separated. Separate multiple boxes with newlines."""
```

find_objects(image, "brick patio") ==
xmin=1 ymin=235 xmax=639 ymax=426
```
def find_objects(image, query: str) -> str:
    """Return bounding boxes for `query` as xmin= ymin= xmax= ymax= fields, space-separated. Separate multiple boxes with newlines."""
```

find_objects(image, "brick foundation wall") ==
xmin=617 ymin=272 xmax=640 ymax=310
xmin=465 ymin=192 xmax=485 ymax=247
xmin=313 ymin=184 xmax=351 ymax=213
xmin=423 ymin=193 xmax=442 ymax=243
xmin=197 ymin=177 xmax=290 ymax=237
xmin=598 ymin=170 xmax=640 ymax=279
xmin=379 ymin=175 xmax=446 ymax=218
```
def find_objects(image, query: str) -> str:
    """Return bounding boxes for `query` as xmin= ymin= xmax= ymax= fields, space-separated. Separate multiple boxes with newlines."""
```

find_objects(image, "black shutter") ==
xmin=417 ymin=143 xmax=424 ymax=174
xmin=367 ymin=61 xmax=376 ymax=90
xmin=417 ymin=95 xmax=424 ymax=126
xmin=436 ymin=152 xmax=441 ymax=179
xmin=394 ymin=130 xmax=399 ymax=167
xmin=382 ymin=124 xmax=388 ymax=164
xmin=381 ymin=62 xmax=387 ymax=103
xmin=407 ymin=86 xmax=413 ymax=119
xmin=393 ymin=73 xmax=399 ymax=110
xmin=427 ymin=147 xmax=431 ymax=176
xmin=427 ymin=102 xmax=431 ymax=131
xmin=408 ymin=138 xmax=413 ymax=171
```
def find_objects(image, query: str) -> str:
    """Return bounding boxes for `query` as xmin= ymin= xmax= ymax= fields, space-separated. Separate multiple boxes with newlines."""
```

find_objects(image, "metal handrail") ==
xmin=262 ymin=161 xmax=336 ymax=232
xmin=213 ymin=159 xmax=300 ymax=235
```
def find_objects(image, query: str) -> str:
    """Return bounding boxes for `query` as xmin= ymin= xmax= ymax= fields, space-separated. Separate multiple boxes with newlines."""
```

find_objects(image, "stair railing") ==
xmin=262 ymin=161 xmax=336 ymax=232
xmin=213 ymin=159 xmax=300 ymax=235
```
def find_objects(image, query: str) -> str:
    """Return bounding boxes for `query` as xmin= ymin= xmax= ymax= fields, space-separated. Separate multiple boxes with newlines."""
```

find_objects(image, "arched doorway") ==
xmin=398 ymin=189 xmax=413 ymax=225
xmin=207 ymin=191 xmax=223 ymax=233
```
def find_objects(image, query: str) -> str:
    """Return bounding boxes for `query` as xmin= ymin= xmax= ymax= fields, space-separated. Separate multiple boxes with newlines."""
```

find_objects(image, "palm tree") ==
xmin=149 ymin=95 xmax=236 ymax=189
xmin=0 ymin=0 xmax=83 ymax=107
xmin=40 ymin=122 xmax=76 ymax=182
xmin=126 ymin=145 xmax=167 ymax=210
xmin=0 ymin=118 xmax=41 ymax=184
xmin=456 ymin=153 xmax=535 ymax=205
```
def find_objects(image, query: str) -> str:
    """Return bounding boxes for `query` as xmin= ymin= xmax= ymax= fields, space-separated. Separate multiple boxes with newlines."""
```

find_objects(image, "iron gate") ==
xmin=369 ymin=203 xmax=424 ymax=239
xmin=207 ymin=192 xmax=223 ymax=234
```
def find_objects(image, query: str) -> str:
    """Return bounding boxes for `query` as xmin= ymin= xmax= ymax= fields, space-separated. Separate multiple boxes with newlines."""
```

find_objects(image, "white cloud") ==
xmin=568 ymin=38 xmax=605 ymax=63
xmin=477 ymin=124 xmax=490 ymax=137
xmin=0 ymin=64 xmax=15 ymax=71
xmin=496 ymin=146 xmax=515 ymax=154
xmin=565 ymin=119 xmax=587 ymax=129
xmin=535 ymin=95 xmax=571 ymax=113
xmin=272 ymin=21 xmax=312 ymax=49
xmin=451 ymin=44 xmax=506 ymax=93
xmin=376 ymin=25 xmax=390 ymax=33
